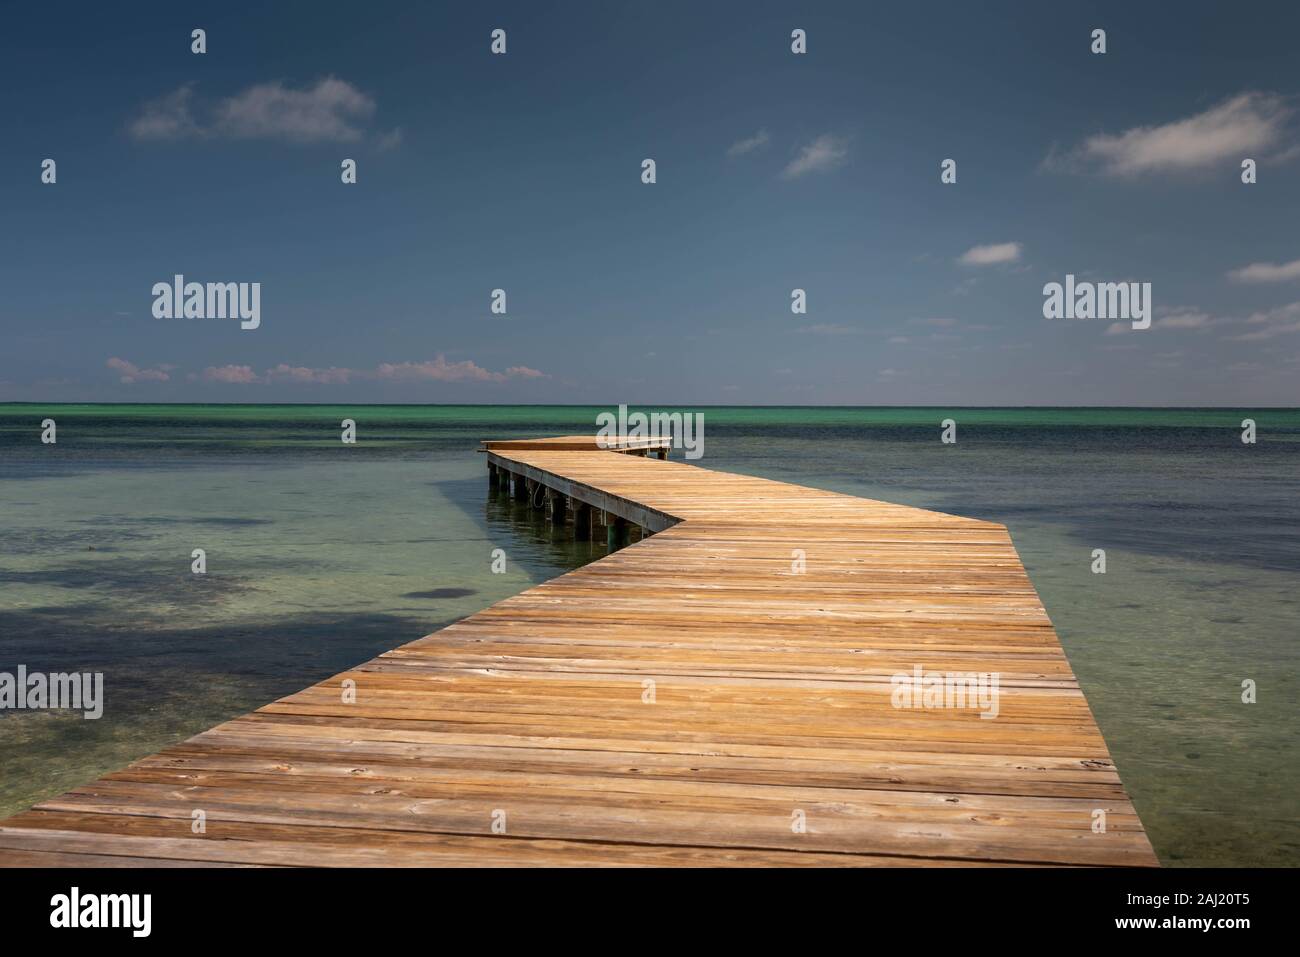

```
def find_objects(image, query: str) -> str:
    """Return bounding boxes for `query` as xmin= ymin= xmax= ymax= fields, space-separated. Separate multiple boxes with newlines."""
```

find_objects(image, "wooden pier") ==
xmin=0 ymin=437 xmax=1157 ymax=867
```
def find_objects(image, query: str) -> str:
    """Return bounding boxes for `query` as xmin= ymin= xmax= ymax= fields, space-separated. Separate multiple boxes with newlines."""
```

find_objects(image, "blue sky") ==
xmin=2 ymin=0 xmax=1299 ymax=405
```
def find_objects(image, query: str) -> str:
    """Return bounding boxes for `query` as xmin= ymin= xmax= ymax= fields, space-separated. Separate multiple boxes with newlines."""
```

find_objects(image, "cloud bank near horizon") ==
xmin=107 ymin=355 xmax=547 ymax=387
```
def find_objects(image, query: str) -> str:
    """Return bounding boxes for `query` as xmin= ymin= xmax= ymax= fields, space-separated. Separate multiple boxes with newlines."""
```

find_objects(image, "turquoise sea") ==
xmin=1 ymin=404 xmax=1297 ymax=866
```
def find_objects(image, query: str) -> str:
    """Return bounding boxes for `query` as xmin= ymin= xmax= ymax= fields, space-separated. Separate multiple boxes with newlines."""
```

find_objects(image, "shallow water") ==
xmin=1 ymin=405 xmax=1296 ymax=866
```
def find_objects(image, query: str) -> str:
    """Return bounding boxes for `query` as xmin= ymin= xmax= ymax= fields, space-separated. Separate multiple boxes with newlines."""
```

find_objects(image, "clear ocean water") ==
xmin=1 ymin=404 xmax=1296 ymax=866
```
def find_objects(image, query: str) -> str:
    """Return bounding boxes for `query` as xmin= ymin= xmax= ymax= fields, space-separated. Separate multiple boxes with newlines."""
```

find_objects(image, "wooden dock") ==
xmin=0 ymin=437 xmax=1157 ymax=867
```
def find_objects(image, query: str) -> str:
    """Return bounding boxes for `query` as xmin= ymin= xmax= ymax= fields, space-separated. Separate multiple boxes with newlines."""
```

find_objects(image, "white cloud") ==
xmin=192 ymin=356 xmax=544 ymax=384
xmin=264 ymin=364 xmax=353 ymax=385
xmin=1228 ymin=258 xmax=1300 ymax=283
xmin=727 ymin=129 xmax=770 ymax=156
xmin=781 ymin=134 xmax=848 ymax=179
xmin=1049 ymin=93 xmax=1293 ymax=176
xmin=794 ymin=323 xmax=864 ymax=336
xmin=1154 ymin=309 xmax=1215 ymax=330
xmin=889 ymin=317 xmax=979 ymax=342
xmin=201 ymin=364 xmax=260 ymax=382
xmin=376 ymin=356 xmax=545 ymax=382
xmin=1228 ymin=301 xmax=1300 ymax=341
xmin=201 ymin=365 xmax=260 ymax=384
xmin=129 ymin=78 xmax=389 ymax=145
xmin=106 ymin=357 xmax=170 ymax=384
xmin=1117 ymin=301 xmax=1300 ymax=341
xmin=375 ymin=127 xmax=404 ymax=152
xmin=128 ymin=85 xmax=202 ymax=140
xmin=215 ymin=78 xmax=375 ymax=141
xmin=957 ymin=242 xmax=1022 ymax=266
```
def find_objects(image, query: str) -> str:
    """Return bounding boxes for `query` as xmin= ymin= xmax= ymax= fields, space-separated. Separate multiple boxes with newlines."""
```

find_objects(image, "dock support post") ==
xmin=607 ymin=516 xmax=630 ymax=551
xmin=574 ymin=502 xmax=592 ymax=539
xmin=550 ymin=491 xmax=567 ymax=525
xmin=488 ymin=462 xmax=499 ymax=490
xmin=656 ymin=448 xmax=668 ymax=460
xmin=513 ymin=472 xmax=528 ymax=501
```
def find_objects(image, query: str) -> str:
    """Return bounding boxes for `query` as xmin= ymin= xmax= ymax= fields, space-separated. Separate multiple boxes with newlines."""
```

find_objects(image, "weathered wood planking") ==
xmin=0 ymin=440 xmax=1157 ymax=867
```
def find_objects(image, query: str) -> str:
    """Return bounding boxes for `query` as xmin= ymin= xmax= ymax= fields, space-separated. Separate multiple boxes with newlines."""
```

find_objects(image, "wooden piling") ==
xmin=573 ymin=501 xmax=592 ymax=538
xmin=607 ymin=516 xmax=630 ymax=551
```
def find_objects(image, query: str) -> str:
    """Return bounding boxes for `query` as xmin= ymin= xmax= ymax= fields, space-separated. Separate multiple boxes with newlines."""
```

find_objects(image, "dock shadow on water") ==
xmin=0 ymin=607 xmax=456 ymax=817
